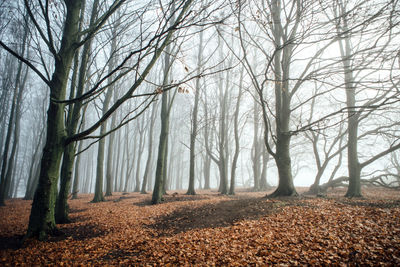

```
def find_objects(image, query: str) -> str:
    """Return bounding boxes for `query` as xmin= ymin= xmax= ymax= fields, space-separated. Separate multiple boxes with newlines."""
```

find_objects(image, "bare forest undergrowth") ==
xmin=1 ymin=187 xmax=400 ymax=265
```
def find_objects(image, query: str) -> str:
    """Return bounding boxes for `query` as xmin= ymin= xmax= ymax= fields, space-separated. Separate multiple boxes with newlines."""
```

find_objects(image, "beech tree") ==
xmin=322 ymin=0 xmax=400 ymax=197
xmin=0 ymin=5 xmax=31 ymax=205
xmin=0 ymin=0 xmax=199 ymax=240
xmin=235 ymin=0 xmax=341 ymax=196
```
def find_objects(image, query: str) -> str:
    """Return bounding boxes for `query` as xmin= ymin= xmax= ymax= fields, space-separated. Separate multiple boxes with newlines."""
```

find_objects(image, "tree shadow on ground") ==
xmin=0 ymin=222 xmax=107 ymax=250
xmin=69 ymin=208 xmax=88 ymax=213
xmin=57 ymin=223 xmax=107 ymax=241
xmin=0 ymin=235 xmax=24 ymax=250
xmin=133 ymin=194 xmax=213 ymax=207
xmin=148 ymin=196 xmax=301 ymax=236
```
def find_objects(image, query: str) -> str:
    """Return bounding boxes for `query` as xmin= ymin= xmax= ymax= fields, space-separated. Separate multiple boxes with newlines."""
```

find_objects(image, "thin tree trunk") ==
xmin=141 ymin=104 xmax=157 ymax=194
xmin=252 ymin=101 xmax=261 ymax=191
xmin=152 ymin=52 xmax=172 ymax=204
xmin=187 ymin=28 xmax=204 ymax=195
xmin=229 ymin=67 xmax=243 ymax=195
xmin=92 ymin=13 xmax=119 ymax=202
xmin=134 ymin=118 xmax=145 ymax=192
xmin=0 ymin=25 xmax=29 ymax=205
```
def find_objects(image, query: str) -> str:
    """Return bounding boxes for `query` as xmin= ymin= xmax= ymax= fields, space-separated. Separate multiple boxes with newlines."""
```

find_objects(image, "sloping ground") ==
xmin=0 ymin=188 xmax=399 ymax=265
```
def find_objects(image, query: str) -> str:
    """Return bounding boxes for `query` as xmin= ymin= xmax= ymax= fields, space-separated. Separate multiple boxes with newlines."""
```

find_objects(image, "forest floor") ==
xmin=0 ymin=187 xmax=399 ymax=266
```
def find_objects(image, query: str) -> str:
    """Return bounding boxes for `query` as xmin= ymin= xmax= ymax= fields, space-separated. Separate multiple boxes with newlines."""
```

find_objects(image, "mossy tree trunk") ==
xmin=55 ymin=0 xmax=90 ymax=223
xmin=26 ymin=0 xmax=83 ymax=240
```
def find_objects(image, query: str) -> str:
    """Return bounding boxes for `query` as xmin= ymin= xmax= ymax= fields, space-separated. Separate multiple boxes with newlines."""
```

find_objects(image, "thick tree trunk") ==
xmin=338 ymin=12 xmax=362 ymax=198
xmin=25 ymin=1 xmax=82 ymax=240
xmin=56 ymin=0 xmax=87 ymax=215
xmin=270 ymin=134 xmax=297 ymax=197
xmin=267 ymin=0 xmax=298 ymax=198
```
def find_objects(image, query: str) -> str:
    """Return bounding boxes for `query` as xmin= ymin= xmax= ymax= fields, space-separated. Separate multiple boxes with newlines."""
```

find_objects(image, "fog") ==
xmin=0 ymin=0 xmax=399 ymax=209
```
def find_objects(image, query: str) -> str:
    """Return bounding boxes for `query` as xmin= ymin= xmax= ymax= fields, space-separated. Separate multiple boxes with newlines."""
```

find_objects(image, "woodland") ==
xmin=0 ymin=0 xmax=399 ymax=265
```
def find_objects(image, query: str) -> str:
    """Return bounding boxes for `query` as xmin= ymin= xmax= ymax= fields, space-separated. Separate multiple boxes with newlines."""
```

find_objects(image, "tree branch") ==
xmin=0 ymin=40 xmax=50 ymax=86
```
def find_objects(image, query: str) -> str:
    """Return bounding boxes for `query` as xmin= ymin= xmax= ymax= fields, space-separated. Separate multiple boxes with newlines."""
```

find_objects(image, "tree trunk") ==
xmin=0 ymin=23 xmax=29 ymax=205
xmin=55 ymin=0 xmax=87 ymax=215
xmin=252 ymin=102 xmax=261 ymax=191
xmin=141 ymin=104 xmax=157 ymax=194
xmin=268 ymin=0 xmax=297 ymax=197
xmin=123 ymin=126 xmax=134 ymax=192
xmin=134 ymin=118 xmax=145 ymax=192
xmin=260 ymin=144 xmax=271 ymax=190
xmin=26 ymin=1 xmax=83 ymax=240
xmin=270 ymin=134 xmax=297 ymax=197
xmin=229 ymin=67 xmax=243 ymax=195
xmin=105 ymin=16 xmax=121 ymax=196
xmin=0 ymin=59 xmax=27 ymax=204
xmin=71 ymin=138 xmax=83 ymax=199
xmin=152 ymin=96 xmax=169 ymax=203
xmin=92 ymin=11 xmax=119 ymax=202
xmin=338 ymin=11 xmax=362 ymax=198
xmin=203 ymin=154 xmax=211 ymax=190
xmin=152 ymin=48 xmax=172 ymax=203
xmin=187 ymin=28 xmax=204 ymax=195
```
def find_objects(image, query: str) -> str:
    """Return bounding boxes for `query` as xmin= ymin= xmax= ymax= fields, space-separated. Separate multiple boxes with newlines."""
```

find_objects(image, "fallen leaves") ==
xmin=0 ymin=188 xmax=399 ymax=265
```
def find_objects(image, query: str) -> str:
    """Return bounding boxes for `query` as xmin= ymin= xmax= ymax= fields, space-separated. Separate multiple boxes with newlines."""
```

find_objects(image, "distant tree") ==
xmin=0 ymin=10 xmax=30 ymax=206
xmin=327 ymin=0 xmax=400 ymax=197
xmin=187 ymin=27 xmax=204 ymax=195
xmin=0 ymin=0 xmax=198 ymax=240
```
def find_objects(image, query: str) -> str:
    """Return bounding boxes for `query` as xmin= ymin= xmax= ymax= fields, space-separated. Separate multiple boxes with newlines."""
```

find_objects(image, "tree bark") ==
xmin=187 ymin=29 xmax=204 ymax=195
xmin=0 ymin=20 xmax=29 ymax=205
xmin=141 ymin=104 xmax=157 ymax=194
xmin=268 ymin=0 xmax=298 ymax=197
xmin=26 ymin=0 xmax=83 ymax=240
xmin=229 ymin=67 xmax=243 ymax=195
xmin=92 ymin=11 xmax=119 ymax=202
xmin=152 ymin=44 xmax=172 ymax=204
